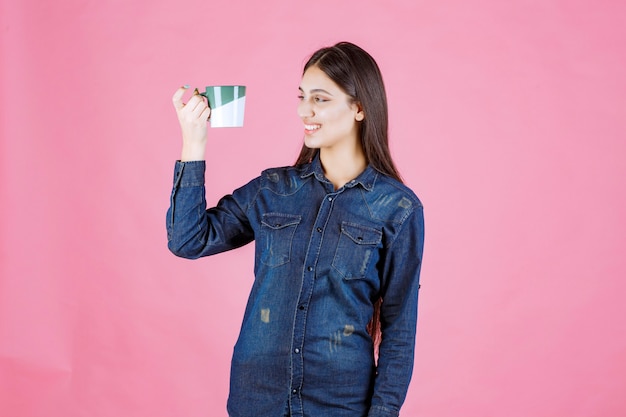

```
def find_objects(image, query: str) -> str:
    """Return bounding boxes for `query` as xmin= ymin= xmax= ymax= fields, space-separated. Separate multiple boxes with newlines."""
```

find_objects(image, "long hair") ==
xmin=294 ymin=42 xmax=402 ymax=355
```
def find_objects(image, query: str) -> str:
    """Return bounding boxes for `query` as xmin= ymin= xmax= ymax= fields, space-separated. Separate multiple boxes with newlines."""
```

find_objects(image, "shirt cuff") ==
xmin=368 ymin=405 xmax=400 ymax=417
xmin=173 ymin=160 xmax=206 ymax=187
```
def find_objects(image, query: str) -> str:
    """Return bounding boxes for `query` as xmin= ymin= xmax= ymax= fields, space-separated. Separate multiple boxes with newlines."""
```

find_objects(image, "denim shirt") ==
xmin=166 ymin=154 xmax=424 ymax=417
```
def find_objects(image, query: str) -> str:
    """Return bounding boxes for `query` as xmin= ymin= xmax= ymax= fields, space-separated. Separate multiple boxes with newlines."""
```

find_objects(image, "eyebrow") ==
xmin=298 ymin=86 xmax=334 ymax=96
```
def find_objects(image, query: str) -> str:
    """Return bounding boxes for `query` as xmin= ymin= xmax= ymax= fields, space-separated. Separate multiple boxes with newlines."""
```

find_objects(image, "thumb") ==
xmin=172 ymin=85 xmax=190 ymax=111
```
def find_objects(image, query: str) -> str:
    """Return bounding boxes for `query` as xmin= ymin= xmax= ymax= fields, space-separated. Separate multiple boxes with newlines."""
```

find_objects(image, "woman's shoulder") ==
xmin=365 ymin=172 xmax=423 ymax=225
xmin=260 ymin=163 xmax=306 ymax=178
xmin=254 ymin=164 xmax=310 ymax=195
xmin=374 ymin=172 xmax=423 ymax=208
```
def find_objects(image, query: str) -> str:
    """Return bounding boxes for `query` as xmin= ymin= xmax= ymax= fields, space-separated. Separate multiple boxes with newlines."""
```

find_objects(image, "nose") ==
xmin=297 ymin=99 xmax=314 ymax=119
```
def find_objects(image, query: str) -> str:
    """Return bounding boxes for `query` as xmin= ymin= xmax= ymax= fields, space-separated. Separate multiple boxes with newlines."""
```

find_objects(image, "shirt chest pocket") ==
xmin=259 ymin=213 xmax=302 ymax=267
xmin=332 ymin=222 xmax=383 ymax=280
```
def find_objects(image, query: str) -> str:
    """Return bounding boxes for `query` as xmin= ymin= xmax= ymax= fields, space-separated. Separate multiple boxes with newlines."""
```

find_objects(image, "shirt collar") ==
xmin=299 ymin=152 xmax=377 ymax=192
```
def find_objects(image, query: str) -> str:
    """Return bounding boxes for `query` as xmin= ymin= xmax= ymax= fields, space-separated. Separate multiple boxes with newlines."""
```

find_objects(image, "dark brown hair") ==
xmin=295 ymin=42 xmax=402 ymax=354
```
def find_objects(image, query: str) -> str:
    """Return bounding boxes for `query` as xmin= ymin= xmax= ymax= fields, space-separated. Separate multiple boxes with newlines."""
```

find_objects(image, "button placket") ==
xmin=289 ymin=191 xmax=336 ymax=416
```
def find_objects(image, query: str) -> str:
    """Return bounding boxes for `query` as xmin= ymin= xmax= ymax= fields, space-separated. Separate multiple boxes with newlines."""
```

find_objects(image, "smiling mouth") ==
xmin=304 ymin=124 xmax=321 ymax=132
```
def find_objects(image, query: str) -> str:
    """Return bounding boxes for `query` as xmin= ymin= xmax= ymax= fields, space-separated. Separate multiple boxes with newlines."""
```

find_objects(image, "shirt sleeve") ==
xmin=369 ymin=204 xmax=425 ymax=417
xmin=166 ymin=160 xmax=257 ymax=259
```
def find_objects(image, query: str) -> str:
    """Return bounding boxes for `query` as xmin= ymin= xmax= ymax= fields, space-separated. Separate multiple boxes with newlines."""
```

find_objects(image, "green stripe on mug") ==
xmin=201 ymin=86 xmax=246 ymax=128
xmin=203 ymin=85 xmax=246 ymax=107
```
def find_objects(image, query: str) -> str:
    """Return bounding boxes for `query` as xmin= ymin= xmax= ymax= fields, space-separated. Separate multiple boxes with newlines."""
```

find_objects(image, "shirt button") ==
xmin=317 ymin=227 xmax=322 ymax=233
xmin=292 ymin=389 xmax=298 ymax=394
xmin=298 ymin=305 xmax=305 ymax=310
xmin=307 ymin=266 xmax=313 ymax=272
xmin=294 ymin=348 xmax=300 ymax=354
xmin=328 ymin=197 xmax=333 ymax=201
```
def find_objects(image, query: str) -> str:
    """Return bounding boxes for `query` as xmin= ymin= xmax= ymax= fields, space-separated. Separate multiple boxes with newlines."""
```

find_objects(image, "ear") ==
xmin=354 ymin=102 xmax=365 ymax=121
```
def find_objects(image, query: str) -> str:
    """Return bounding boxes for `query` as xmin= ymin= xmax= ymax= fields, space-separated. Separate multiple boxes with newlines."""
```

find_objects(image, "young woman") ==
xmin=167 ymin=42 xmax=424 ymax=417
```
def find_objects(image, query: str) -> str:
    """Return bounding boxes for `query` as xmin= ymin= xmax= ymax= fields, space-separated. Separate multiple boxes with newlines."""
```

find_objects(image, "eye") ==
xmin=297 ymin=94 xmax=304 ymax=100
xmin=314 ymin=96 xmax=329 ymax=103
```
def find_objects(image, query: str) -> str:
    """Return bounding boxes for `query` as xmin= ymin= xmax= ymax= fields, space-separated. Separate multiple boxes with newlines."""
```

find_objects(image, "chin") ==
xmin=303 ymin=138 xmax=322 ymax=149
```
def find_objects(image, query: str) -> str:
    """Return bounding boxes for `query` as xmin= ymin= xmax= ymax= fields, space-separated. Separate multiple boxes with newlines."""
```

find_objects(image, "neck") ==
xmin=319 ymin=146 xmax=367 ymax=190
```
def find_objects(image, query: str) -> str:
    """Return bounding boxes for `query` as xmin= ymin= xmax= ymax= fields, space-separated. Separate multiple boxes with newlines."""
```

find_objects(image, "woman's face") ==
xmin=297 ymin=65 xmax=364 ymax=153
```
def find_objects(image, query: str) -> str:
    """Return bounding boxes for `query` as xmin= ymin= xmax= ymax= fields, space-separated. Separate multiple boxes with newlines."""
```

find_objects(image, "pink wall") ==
xmin=1 ymin=0 xmax=625 ymax=416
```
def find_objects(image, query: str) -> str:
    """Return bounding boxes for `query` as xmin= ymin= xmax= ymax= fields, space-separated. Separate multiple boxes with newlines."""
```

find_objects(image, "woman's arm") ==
xmin=166 ymin=87 xmax=255 ymax=259
xmin=369 ymin=205 xmax=425 ymax=417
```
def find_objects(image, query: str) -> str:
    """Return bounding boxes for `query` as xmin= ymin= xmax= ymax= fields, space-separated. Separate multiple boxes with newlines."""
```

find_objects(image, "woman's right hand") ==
xmin=172 ymin=86 xmax=212 ymax=161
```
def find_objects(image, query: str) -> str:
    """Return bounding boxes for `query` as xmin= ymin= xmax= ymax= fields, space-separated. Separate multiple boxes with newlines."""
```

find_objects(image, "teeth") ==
xmin=305 ymin=124 xmax=321 ymax=131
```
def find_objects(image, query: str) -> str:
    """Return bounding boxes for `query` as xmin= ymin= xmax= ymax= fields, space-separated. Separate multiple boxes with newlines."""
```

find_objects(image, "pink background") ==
xmin=1 ymin=0 xmax=625 ymax=416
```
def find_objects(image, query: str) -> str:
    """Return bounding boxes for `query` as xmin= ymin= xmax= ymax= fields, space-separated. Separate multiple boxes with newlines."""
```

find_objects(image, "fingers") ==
xmin=172 ymin=86 xmax=210 ymax=118
xmin=172 ymin=85 xmax=210 ymax=153
xmin=201 ymin=106 xmax=211 ymax=121
xmin=188 ymin=95 xmax=209 ymax=118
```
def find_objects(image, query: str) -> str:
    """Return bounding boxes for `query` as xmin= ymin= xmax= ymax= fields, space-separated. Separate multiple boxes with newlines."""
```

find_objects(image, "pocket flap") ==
xmin=261 ymin=213 xmax=302 ymax=230
xmin=340 ymin=222 xmax=382 ymax=245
